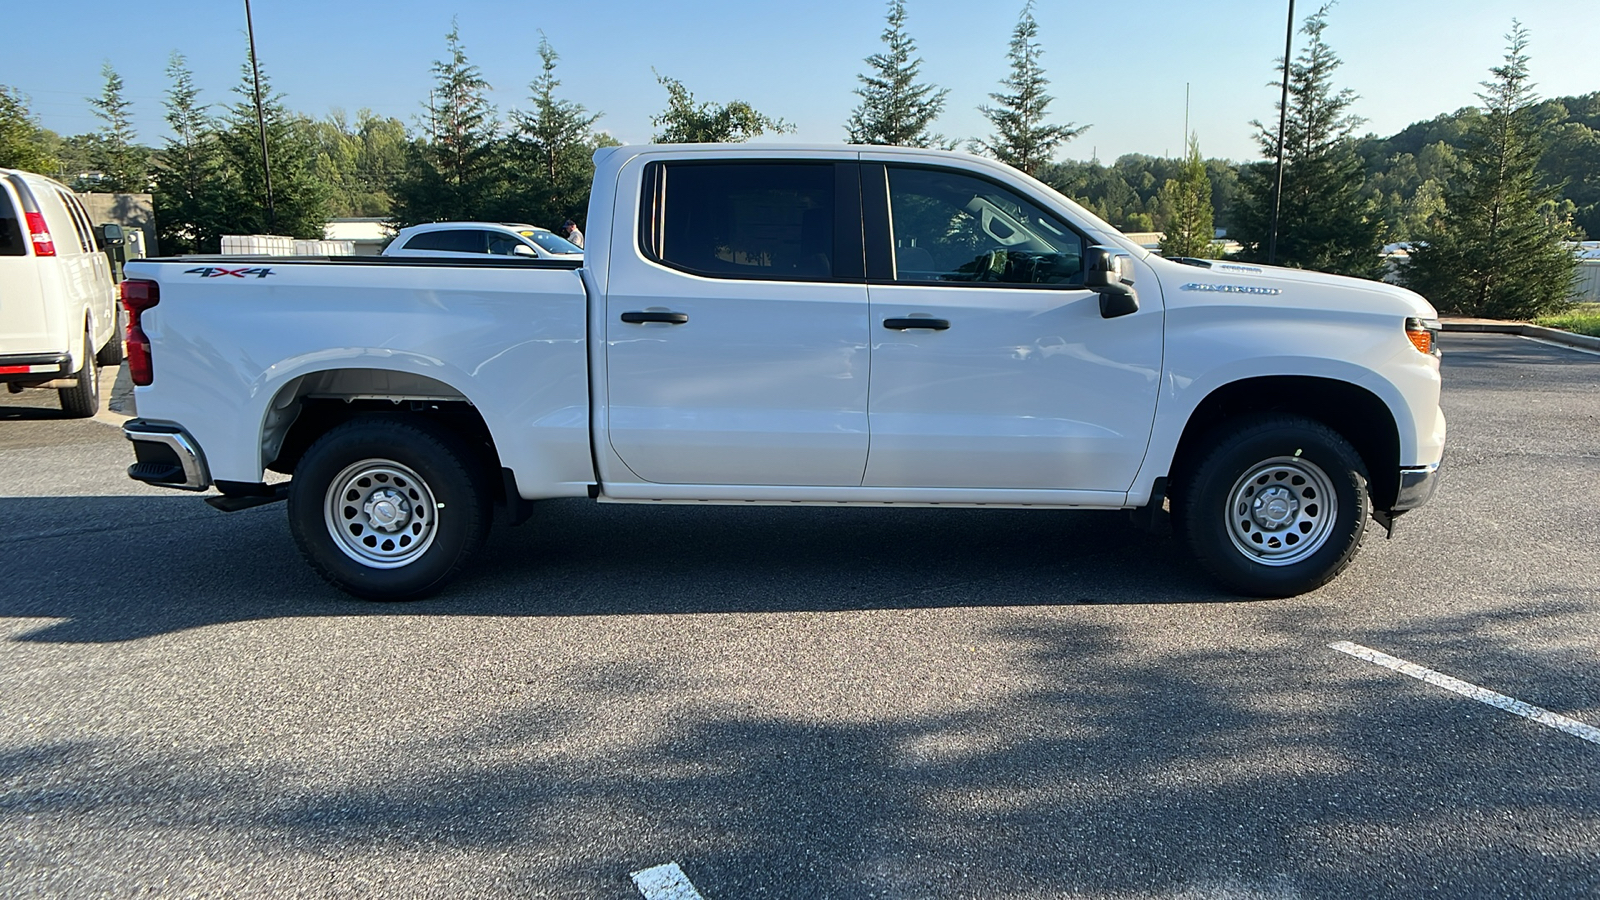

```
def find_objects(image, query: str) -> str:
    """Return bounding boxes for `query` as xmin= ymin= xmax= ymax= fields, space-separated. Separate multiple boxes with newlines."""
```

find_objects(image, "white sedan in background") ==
xmin=383 ymin=222 xmax=583 ymax=260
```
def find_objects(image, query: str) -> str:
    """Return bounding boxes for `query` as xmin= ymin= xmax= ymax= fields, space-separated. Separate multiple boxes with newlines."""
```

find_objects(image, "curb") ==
xmin=1440 ymin=320 xmax=1600 ymax=353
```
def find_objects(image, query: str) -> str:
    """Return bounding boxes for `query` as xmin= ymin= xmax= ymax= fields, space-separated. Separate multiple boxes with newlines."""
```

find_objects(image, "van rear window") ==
xmin=0 ymin=187 xmax=24 ymax=256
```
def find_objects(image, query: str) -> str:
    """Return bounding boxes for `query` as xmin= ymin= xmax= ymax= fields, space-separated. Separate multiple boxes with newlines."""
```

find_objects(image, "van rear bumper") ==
xmin=123 ymin=419 xmax=211 ymax=491
xmin=0 ymin=353 xmax=69 ymax=383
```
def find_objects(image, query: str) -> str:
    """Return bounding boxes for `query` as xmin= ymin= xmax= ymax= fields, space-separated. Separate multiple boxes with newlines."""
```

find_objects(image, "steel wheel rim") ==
xmin=1224 ymin=455 xmax=1339 ymax=567
xmin=323 ymin=459 xmax=439 ymax=568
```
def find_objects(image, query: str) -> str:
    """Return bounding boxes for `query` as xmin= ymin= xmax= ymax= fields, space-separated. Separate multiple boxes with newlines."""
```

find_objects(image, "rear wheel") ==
xmin=287 ymin=417 xmax=491 ymax=600
xmin=58 ymin=328 xmax=100 ymax=418
xmin=1177 ymin=415 xmax=1368 ymax=597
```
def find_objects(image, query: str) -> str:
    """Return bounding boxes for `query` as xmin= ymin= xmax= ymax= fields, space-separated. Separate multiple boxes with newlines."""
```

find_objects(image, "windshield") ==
xmin=520 ymin=230 xmax=581 ymax=254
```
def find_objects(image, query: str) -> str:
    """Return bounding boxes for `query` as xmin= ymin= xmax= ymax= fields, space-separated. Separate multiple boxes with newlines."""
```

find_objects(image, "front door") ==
xmin=605 ymin=159 xmax=872 ymax=486
xmin=862 ymin=163 xmax=1164 ymax=492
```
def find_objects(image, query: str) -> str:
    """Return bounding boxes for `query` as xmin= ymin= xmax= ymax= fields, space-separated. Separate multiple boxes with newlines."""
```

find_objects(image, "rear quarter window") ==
xmin=0 ymin=187 xmax=23 ymax=257
xmin=403 ymin=229 xmax=486 ymax=253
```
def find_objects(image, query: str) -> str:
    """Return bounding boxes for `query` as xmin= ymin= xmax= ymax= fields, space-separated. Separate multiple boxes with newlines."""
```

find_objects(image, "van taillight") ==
xmin=121 ymin=279 xmax=159 ymax=385
xmin=25 ymin=212 xmax=55 ymax=257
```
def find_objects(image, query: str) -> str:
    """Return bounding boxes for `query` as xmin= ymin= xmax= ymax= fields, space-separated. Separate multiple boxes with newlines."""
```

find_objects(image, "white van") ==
xmin=0 ymin=169 xmax=120 ymax=417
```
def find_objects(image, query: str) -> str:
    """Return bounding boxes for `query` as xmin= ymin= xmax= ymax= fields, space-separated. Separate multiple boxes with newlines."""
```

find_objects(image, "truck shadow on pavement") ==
xmin=1 ymin=494 xmax=1246 ymax=644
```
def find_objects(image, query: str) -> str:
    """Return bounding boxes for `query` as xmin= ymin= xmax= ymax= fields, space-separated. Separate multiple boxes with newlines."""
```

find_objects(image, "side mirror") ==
xmin=1085 ymin=245 xmax=1139 ymax=319
xmin=511 ymin=244 xmax=538 ymax=258
xmin=96 ymin=223 xmax=125 ymax=248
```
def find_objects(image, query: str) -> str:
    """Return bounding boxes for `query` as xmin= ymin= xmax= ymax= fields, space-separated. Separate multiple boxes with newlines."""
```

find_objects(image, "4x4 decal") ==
xmin=184 ymin=266 xmax=275 ymax=279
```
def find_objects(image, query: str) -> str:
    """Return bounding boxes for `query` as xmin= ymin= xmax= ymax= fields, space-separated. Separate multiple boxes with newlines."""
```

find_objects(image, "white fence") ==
xmin=1576 ymin=259 xmax=1600 ymax=304
xmin=220 ymin=235 xmax=355 ymax=256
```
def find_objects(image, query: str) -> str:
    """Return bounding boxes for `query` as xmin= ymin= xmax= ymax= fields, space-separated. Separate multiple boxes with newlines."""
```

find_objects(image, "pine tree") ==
xmin=1404 ymin=23 xmax=1578 ymax=318
xmin=972 ymin=2 xmax=1084 ymax=176
xmin=87 ymin=63 xmax=149 ymax=193
xmin=392 ymin=20 xmax=500 ymax=226
xmin=153 ymin=53 xmax=230 ymax=254
xmin=650 ymin=73 xmax=792 ymax=144
xmin=845 ymin=0 xmax=949 ymax=147
xmin=505 ymin=35 xmax=605 ymax=225
xmin=0 ymin=86 xmax=58 ymax=173
xmin=1158 ymin=135 xmax=1219 ymax=258
xmin=216 ymin=50 xmax=330 ymax=239
xmin=1231 ymin=4 xmax=1384 ymax=278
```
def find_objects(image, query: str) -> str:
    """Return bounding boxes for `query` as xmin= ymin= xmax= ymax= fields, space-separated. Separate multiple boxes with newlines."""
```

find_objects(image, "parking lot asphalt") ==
xmin=1 ymin=332 xmax=1596 ymax=899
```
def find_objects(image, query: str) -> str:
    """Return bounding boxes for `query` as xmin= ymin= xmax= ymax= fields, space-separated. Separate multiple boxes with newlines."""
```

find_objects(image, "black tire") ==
xmin=96 ymin=308 xmax=124 ymax=367
xmin=58 ymin=328 xmax=100 ymax=418
xmin=1176 ymin=415 xmax=1368 ymax=597
xmin=287 ymin=417 xmax=491 ymax=600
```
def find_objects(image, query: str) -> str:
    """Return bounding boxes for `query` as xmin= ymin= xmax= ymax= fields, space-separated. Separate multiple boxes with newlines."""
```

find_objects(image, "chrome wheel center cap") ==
xmin=1252 ymin=486 xmax=1298 ymax=529
xmin=364 ymin=490 xmax=411 ymax=532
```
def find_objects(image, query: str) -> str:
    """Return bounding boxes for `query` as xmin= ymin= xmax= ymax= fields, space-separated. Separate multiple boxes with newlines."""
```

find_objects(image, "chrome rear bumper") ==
xmin=123 ymin=419 xmax=211 ymax=491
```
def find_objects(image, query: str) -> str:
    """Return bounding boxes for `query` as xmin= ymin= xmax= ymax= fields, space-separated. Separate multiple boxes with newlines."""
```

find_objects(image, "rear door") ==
xmin=603 ymin=157 xmax=871 ymax=486
xmin=0 ymin=177 xmax=50 ymax=356
xmin=861 ymin=160 xmax=1164 ymax=492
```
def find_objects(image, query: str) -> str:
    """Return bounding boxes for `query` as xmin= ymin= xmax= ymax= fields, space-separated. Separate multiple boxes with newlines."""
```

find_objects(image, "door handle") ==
xmin=620 ymin=311 xmax=689 ymax=325
xmin=882 ymin=317 xmax=950 ymax=331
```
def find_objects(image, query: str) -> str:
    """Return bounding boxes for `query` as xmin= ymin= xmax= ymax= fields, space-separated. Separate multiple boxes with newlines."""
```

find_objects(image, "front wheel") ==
xmin=287 ymin=417 xmax=490 ymax=600
xmin=1176 ymin=415 xmax=1368 ymax=597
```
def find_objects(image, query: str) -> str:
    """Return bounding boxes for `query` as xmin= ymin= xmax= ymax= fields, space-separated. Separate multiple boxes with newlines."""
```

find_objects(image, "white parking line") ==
xmin=631 ymin=862 xmax=707 ymax=900
xmin=1522 ymin=335 xmax=1600 ymax=357
xmin=1330 ymin=641 xmax=1600 ymax=746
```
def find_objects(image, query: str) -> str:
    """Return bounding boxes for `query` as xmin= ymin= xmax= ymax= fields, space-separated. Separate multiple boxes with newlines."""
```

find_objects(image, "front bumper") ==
xmin=123 ymin=419 xmax=211 ymax=491
xmin=1392 ymin=461 xmax=1441 ymax=511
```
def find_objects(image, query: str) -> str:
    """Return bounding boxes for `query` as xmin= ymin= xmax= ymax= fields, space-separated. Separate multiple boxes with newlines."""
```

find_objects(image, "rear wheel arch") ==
xmin=259 ymin=369 xmax=505 ymax=500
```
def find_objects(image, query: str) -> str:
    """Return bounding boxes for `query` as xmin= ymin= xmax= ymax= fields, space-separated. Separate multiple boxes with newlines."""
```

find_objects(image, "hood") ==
xmin=1151 ymin=257 xmax=1438 ymax=320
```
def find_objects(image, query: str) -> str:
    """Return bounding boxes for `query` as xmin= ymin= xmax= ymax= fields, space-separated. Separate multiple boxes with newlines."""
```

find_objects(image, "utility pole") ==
xmin=244 ymin=0 xmax=276 ymax=233
xmin=1268 ymin=0 xmax=1295 ymax=265
xmin=1184 ymin=82 xmax=1190 ymax=151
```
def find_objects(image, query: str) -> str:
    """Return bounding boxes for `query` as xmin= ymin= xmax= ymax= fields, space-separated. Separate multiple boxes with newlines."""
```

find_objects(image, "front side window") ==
xmin=647 ymin=162 xmax=835 ymax=280
xmin=886 ymin=166 xmax=1084 ymax=286
xmin=523 ymin=230 xmax=581 ymax=254
xmin=486 ymin=232 xmax=526 ymax=256
xmin=403 ymin=229 xmax=486 ymax=253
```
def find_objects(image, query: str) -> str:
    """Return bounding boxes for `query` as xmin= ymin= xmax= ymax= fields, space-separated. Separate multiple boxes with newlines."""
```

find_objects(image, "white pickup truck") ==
xmin=119 ymin=144 xmax=1445 ymax=600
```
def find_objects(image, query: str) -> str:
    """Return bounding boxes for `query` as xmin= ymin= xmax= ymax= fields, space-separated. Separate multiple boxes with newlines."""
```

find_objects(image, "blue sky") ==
xmin=5 ymin=1 xmax=1598 ymax=163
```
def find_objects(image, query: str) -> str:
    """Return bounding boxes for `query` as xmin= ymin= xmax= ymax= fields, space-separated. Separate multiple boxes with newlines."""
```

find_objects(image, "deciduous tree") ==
xmin=0 ymin=85 xmax=57 ymax=173
xmin=650 ymin=73 xmax=791 ymax=144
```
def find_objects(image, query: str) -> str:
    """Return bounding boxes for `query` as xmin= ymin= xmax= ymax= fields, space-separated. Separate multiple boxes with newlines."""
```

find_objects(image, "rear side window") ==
xmin=54 ymin=189 xmax=92 ymax=254
xmin=403 ymin=229 xmax=486 ymax=253
xmin=0 ymin=186 xmax=23 ymax=257
xmin=643 ymin=162 xmax=836 ymax=280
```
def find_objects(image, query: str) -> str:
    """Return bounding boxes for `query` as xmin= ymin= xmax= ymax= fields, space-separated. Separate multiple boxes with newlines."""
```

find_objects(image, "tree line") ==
xmin=0 ymin=1 xmax=1588 ymax=317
